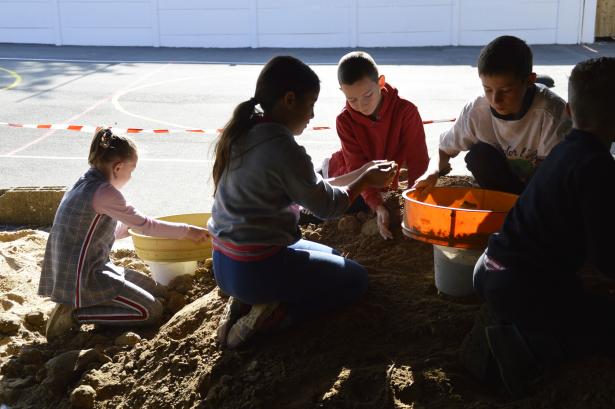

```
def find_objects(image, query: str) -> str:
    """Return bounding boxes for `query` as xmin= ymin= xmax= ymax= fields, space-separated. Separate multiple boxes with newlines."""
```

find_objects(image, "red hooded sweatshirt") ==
xmin=328 ymin=83 xmax=429 ymax=210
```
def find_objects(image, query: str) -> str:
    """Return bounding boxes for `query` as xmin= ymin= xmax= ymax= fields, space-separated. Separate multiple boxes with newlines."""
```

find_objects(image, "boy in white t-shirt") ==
xmin=414 ymin=35 xmax=571 ymax=195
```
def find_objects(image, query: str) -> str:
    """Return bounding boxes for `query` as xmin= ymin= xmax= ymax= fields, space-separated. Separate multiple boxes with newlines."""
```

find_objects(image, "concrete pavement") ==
xmin=1 ymin=42 xmax=614 ymax=218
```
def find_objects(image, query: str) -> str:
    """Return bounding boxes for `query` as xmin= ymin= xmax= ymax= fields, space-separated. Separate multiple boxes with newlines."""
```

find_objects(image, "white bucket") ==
xmin=146 ymin=260 xmax=198 ymax=286
xmin=433 ymin=245 xmax=482 ymax=297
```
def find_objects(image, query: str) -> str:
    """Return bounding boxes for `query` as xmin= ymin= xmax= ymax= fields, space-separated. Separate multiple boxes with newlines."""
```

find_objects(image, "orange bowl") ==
xmin=402 ymin=187 xmax=518 ymax=249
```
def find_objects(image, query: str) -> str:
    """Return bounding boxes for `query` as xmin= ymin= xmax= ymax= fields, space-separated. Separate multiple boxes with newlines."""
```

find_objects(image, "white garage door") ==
xmin=0 ymin=0 xmax=598 ymax=47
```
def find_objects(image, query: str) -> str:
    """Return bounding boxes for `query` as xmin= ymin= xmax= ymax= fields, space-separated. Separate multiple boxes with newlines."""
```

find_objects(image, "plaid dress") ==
xmin=39 ymin=168 xmax=125 ymax=307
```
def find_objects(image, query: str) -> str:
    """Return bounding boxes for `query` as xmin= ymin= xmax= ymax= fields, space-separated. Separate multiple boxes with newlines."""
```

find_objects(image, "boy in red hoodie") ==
xmin=324 ymin=51 xmax=429 ymax=239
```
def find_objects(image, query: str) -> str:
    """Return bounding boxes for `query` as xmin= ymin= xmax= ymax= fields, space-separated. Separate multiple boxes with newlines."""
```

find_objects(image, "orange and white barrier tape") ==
xmin=0 ymin=118 xmax=455 ymax=135
xmin=421 ymin=118 xmax=456 ymax=125
xmin=0 ymin=122 xmax=330 ymax=135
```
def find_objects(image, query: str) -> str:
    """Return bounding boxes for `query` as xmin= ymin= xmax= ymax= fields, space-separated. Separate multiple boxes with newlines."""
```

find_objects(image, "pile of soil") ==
xmin=1 ymin=177 xmax=615 ymax=409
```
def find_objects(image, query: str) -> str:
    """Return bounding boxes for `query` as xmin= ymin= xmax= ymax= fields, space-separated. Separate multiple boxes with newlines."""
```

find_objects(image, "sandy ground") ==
xmin=1 ymin=177 xmax=615 ymax=409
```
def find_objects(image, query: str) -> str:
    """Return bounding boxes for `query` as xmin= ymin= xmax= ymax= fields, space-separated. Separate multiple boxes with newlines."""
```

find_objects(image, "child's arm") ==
xmin=336 ymin=119 xmax=385 ymax=210
xmin=279 ymin=139 xmax=395 ymax=220
xmin=342 ymin=162 xmax=397 ymax=204
xmin=414 ymin=102 xmax=476 ymax=193
xmin=326 ymin=160 xmax=385 ymax=186
xmin=413 ymin=150 xmax=454 ymax=194
xmin=92 ymin=184 xmax=209 ymax=241
xmin=400 ymin=105 xmax=429 ymax=186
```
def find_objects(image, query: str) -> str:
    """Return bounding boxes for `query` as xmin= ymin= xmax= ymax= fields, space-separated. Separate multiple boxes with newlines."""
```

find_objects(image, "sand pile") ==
xmin=1 ymin=177 xmax=615 ymax=409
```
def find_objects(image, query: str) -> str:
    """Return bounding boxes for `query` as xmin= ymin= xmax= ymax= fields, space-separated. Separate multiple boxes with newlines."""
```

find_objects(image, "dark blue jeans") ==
xmin=213 ymin=239 xmax=368 ymax=324
xmin=473 ymin=251 xmax=615 ymax=362
xmin=465 ymin=142 xmax=525 ymax=195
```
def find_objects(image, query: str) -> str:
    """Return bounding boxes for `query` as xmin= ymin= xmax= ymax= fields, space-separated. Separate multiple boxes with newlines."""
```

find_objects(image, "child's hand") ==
xmin=413 ymin=165 xmax=449 ymax=197
xmin=413 ymin=172 xmax=438 ymax=195
xmin=375 ymin=205 xmax=393 ymax=240
xmin=364 ymin=161 xmax=398 ymax=188
xmin=186 ymin=226 xmax=211 ymax=242
xmin=359 ymin=160 xmax=388 ymax=173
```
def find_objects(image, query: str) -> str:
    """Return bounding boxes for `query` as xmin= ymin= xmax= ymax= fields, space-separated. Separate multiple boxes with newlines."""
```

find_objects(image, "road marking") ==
xmin=111 ymin=76 xmax=207 ymax=129
xmin=0 ymin=154 xmax=213 ymax=164
xmin=17 ymin=63 xmax=116 ymax=103
xmin=3 ymin=63 xmax=170 ymax=156
xmin=0 ymin=66 xmax=21 ymax=90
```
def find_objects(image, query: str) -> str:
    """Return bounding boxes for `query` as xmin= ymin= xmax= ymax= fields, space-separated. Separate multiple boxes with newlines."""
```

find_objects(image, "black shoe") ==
xmin=298 ymin=209 xmax=324 ymax=225
xmin=536 ymin=75 xmax=555 ymax=88
xmin=461 ymin=304 xmax=501 ymax=383
xmin=485 ymin=324 xmax=543 ymax=399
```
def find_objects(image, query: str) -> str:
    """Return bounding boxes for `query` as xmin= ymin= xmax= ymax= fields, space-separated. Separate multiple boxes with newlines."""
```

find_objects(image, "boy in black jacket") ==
xmin=463 ymin=57 xmax=615 ymax=398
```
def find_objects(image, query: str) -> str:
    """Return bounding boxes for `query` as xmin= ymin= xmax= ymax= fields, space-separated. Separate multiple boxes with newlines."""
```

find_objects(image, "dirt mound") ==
xmin=2 ymin=177 xmax=615 ymax=409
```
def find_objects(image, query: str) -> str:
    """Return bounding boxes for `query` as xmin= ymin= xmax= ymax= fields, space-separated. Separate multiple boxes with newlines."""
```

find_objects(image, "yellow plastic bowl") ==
xmin=129 ymin=213 xmax=212 ymax=262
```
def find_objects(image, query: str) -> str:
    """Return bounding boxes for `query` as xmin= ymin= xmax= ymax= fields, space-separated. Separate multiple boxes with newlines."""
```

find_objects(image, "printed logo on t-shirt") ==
xmin=505 ymin=146 xmax=539 ymax=180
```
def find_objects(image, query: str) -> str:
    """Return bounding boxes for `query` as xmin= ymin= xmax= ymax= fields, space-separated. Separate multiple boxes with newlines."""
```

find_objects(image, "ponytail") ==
xmin=212 ymin=56 xmax=320 ymax=196
xmin=212 ymin=98 xmax=259 ymax=194
xmin=88 ymin=128 xmax=137 ymax=169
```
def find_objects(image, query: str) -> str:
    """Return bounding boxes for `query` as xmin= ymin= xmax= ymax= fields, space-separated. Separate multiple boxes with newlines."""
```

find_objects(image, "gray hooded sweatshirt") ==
xmin=208 ymin=122 xmax=350 ymax=246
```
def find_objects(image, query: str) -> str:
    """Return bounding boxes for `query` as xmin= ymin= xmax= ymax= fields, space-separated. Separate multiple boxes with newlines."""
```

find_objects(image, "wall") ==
xmin=0 ymin=0 xmax=597 ymax=47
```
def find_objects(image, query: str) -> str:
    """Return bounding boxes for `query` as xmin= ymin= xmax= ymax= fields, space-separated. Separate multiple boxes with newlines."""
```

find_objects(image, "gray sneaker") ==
xmin=45 ymin=304 xmax=76 ymax=341
xmin=226 ymin=302 xmax=279 ymax=349
xmin=216 ymin=297 xmax=248 ymax=347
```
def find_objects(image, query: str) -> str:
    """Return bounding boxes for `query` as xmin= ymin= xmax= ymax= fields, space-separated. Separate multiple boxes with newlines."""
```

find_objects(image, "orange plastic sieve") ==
xmin=402 ymin=187 xmax=518 ymax=249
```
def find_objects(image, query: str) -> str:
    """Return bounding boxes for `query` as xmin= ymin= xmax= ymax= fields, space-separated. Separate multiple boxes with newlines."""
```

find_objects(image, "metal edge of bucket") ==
xmin=400 ymin=221 xmax=485 ymax=249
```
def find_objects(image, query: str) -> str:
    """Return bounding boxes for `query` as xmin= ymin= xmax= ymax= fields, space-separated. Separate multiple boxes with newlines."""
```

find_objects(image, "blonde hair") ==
xmin=88 ymin=128 xmax=137 ymax=168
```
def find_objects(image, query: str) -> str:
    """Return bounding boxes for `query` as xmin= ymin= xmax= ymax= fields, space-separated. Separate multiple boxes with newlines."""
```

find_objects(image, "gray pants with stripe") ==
xmin=74 ymin=269 xmax=164 ymax=326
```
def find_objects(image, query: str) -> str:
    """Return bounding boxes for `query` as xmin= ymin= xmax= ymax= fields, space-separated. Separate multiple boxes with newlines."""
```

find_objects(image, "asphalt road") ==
xmin=1 ymin=42 xmax=614 ymax=217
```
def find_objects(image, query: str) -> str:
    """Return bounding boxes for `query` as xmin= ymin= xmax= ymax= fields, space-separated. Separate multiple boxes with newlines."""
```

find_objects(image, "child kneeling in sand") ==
xmin=208 ymin=56 xmax=397 ymax=349
xmin=321 ymin=51 xmax=429 ymax=240
xmin=462 ymin=57 xmax=615 ymax=398
xmin=40 ymin=128 xmax=210 ymax=340
xmin=415 ymin=35 xmax=570 ymax=196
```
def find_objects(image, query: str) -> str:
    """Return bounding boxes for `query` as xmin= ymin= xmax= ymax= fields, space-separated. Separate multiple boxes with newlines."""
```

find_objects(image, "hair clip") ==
xmin=99 ymin=129 xmax=113 ymax=149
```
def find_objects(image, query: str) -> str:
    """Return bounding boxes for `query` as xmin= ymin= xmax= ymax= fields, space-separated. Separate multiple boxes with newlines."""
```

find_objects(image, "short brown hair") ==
xmin=337 ymin=51 xmax=379 ymax=85
xmin=88 ymin=128 xmax=137 ymax=168
xmin=568 ymin=57 xmax=615 ymax=129
xmin=477 ymin=36 xmax=533 ymax=81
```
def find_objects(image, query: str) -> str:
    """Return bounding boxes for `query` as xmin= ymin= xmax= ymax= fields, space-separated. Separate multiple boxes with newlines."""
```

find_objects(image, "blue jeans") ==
xmin=213 ymin=239 xmax=368 ymax=324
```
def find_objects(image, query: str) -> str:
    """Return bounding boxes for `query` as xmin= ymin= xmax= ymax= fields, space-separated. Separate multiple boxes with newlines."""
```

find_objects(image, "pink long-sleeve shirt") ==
xmin=92 ymin=183 xmax=190 ymax=240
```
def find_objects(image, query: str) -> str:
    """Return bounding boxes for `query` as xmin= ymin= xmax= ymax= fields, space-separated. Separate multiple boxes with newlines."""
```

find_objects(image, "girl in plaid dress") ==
xmin=40 ymin=128 xmax=209 ymax=340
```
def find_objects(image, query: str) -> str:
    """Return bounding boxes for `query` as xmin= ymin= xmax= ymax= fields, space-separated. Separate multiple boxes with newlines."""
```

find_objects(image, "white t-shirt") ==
xmin=439 ymin=85 xmax=571 ymax=178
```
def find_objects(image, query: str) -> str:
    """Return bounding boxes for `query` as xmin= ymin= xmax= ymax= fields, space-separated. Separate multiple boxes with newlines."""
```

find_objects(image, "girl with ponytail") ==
xmin=41 ymin=128 xmax=210 ymax=340
xmin=209 ymin=56 xmax=397 ymax=348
